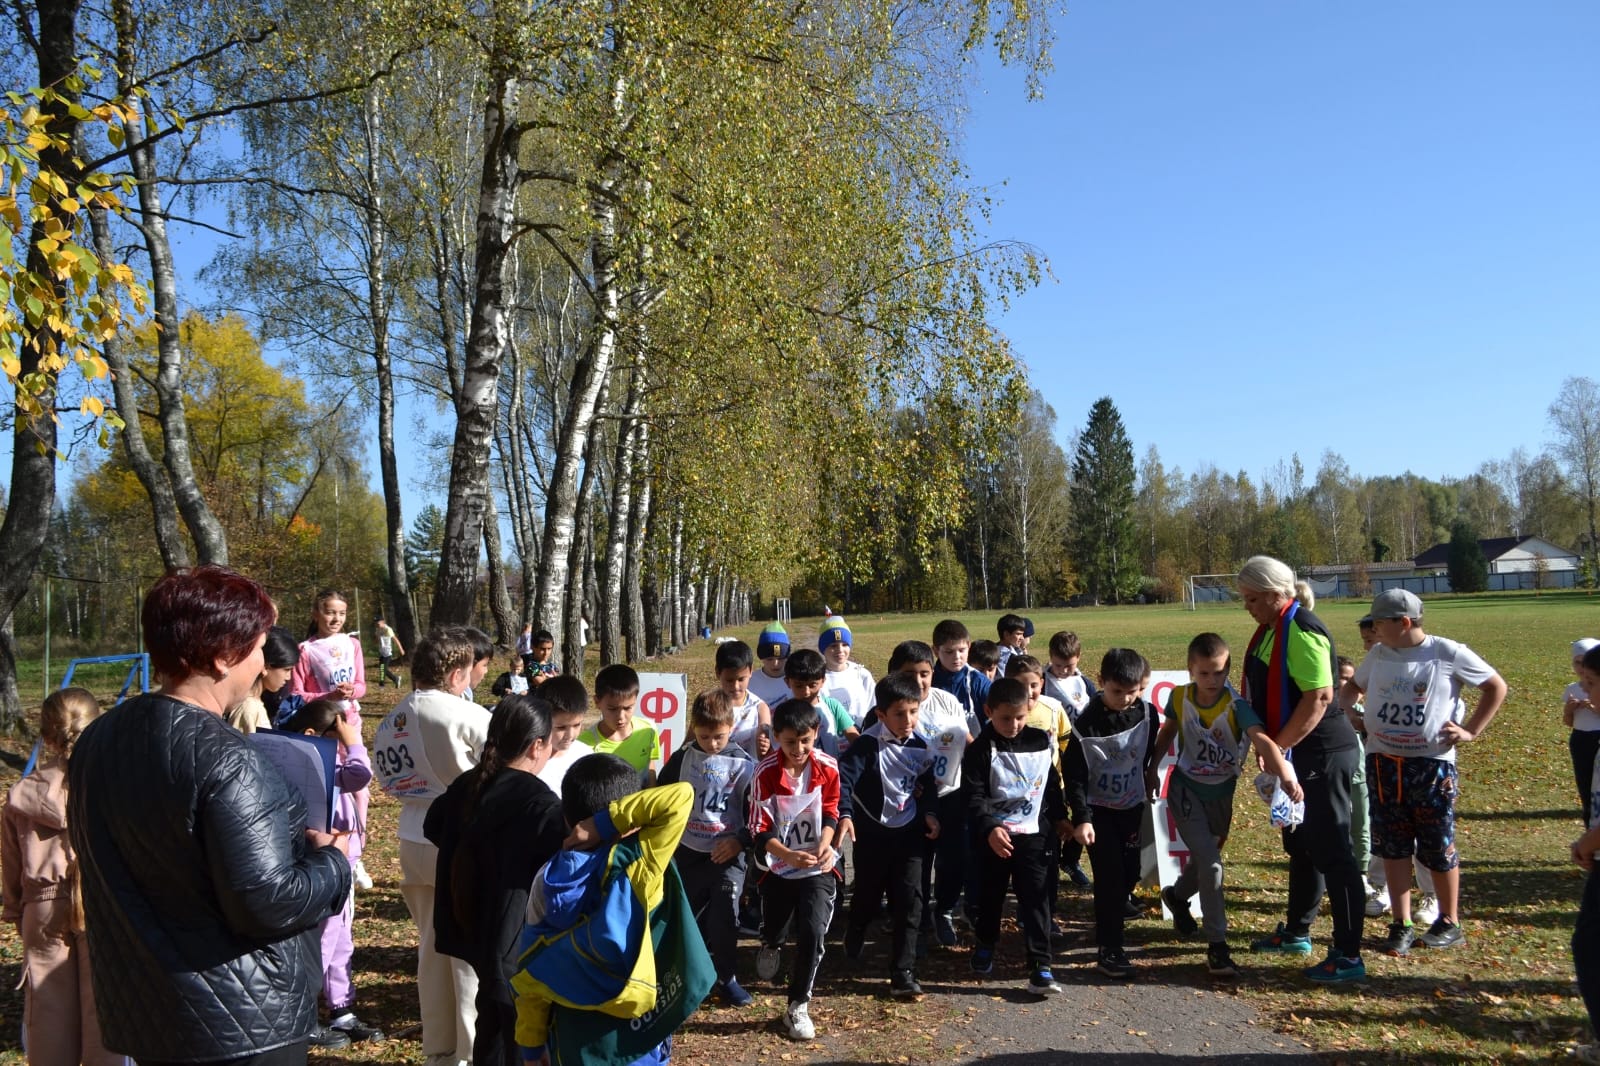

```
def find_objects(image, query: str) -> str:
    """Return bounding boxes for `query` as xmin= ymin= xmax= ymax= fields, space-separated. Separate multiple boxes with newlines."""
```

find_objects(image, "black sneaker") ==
xmin=1123 ymin=895 xmax=1144 ymax=919
xmin=1417 ymin=917 xmax=1463 ymax=949
xmin=1097 ymin=946 xmax=1134 ymax=979
xmin=1206 ymin=943 xmax=1239 ymax=978
xmin=1381 ymin=921 xmax=1418 ymax=957
xmin=329 ymin=1014 xmax=384 ymax=1043
xmin=844 ymin=926 xmax=865 ymax=961
xmin=308 ymin=1026 xmax=352 ymax=1050
xmin=889 ymin=970 xmax=924 ymax=999
xmin=1162 ymin=886 xmax=1197 ymax=936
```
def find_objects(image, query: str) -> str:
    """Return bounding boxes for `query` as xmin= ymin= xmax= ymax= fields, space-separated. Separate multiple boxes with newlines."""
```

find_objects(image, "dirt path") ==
xmin=934 ymin=958 xmax=1317 ymax=1063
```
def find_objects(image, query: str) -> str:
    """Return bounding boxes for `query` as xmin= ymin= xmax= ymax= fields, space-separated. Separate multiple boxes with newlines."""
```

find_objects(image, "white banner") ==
xmin=636 ymin=672 xmax=690 ymax=767
xmin=1140 ymin=670 xmax=1202 ymax=923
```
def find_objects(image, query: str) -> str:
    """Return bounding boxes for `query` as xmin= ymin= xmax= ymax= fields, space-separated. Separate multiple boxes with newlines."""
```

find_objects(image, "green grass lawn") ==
xmin=1 ymin=590 xmax=1595 ymax=1064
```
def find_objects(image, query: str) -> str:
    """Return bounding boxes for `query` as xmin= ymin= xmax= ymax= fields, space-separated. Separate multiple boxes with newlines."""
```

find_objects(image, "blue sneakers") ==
xmin=1304 ymin=952 xmax=1366 ymax=983
xmin=1249 ymin=922 xmax=1314 ymax=955
xmin=971 ymin=944 xmax=995 ymax=975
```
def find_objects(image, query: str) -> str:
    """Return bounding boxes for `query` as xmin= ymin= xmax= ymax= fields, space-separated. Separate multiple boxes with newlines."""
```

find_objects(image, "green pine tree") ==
xmin=1446 ymin=520 xmax=1489 ymax=593
xmin=1070 ymin=397 xmax=1140 ymax=604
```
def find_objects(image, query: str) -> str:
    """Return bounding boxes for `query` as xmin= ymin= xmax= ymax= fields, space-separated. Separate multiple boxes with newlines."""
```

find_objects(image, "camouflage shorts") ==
xmin=1367 ymin=753 xmax=1458 ymax=872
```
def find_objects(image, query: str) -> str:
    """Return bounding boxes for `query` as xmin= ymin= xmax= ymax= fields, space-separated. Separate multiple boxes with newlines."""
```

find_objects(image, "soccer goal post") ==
xmin=1183 ymin=574 xmax=1241 ymax=610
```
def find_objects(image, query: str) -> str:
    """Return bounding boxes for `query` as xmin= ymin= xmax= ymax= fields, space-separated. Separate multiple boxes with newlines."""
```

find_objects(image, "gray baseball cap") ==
xmin=1370 ymin=588 xmax=1423 ymax=621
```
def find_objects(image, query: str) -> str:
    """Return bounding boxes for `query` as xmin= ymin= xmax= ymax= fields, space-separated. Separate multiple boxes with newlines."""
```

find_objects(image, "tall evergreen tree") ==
xmin=1446 ymin=519 xmax=1488 ymax=593
xmin=1070 ymin=397 xmax=1139 ymax=604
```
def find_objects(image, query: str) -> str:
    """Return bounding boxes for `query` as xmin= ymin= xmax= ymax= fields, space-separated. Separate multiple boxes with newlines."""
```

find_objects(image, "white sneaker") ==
xmin=1572 ymin=1042 xmax=1600 ymax=1064
xmin=1414 ymin=893 xmax=1440 ymax=927
xmin=1364 ymin=886 xmax=1389 ymax=918
xmin=353 ymin=859 xmax=375 ymax=891
xmin=756 ymin=944 xmax=781 ymax=982
xmin=784 ymin=1001 xmax=815 ymax=1041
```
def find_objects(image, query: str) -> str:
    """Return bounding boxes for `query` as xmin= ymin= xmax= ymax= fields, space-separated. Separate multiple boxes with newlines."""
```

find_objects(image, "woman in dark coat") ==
xmin=70 ymin=566 xmax=351 ymax=1065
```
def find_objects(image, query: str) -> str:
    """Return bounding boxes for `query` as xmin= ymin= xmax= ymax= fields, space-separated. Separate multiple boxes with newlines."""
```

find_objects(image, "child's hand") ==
xmin=1575 ymin=838 xmax=1595 ymax=871
xmin=836 ymin=817 xmax=856 ymax=844
xmin=924 ymin=814 xmax=941 ymax=841
xmin=564 ymin=817 xmax=603 ymax=851
xmin=815 ymin=843 xmax=837 ymax=873
xmin=1438 ymin=721 xmax=1476 ymax=748
xmin=332 ymin=715 xmax=362 ymax=750
xmin=756 ymin=731 xmax=772 ymax=758
xmin=710 ymin=837 xmax=743 ymax=864
xmin=1073 ymin=822 xmax=1095 ymax=847
xmin=1143 ymin=768 xmax=1160 ymax=801
xmin=988 ymin=825 xmax=1013 ymax=859
xmin=335 ymin=681 xmax=357 ymax=700
xmin=781 ymin=846 xmax=819 ymax=869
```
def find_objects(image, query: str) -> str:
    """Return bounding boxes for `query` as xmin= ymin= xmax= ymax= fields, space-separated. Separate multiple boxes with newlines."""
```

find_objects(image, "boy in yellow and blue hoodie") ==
xmin=512 ymin=755 xmax=713 ymax=1066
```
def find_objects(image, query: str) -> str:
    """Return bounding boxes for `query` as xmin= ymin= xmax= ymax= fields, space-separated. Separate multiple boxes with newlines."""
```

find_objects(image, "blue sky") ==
xmin=17 ymin=5 xmax=1598 ymax=511
xmin=961 ymin=2 xmax=1599 ymax=483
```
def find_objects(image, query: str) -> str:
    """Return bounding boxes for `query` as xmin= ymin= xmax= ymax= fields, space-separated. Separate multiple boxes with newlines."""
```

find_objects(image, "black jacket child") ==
xmin=1062 ymin=695 xmax=1161 ymax=825
xmin=964 ymin=723 xmax=1069 ymax=838
xmin=839 ymin=724 xmax=939 ymax=838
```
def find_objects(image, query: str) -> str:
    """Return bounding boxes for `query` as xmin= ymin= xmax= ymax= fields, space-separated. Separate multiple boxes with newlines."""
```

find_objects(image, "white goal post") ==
xmin=775 ymin=598 xmax=792 ymax=624
xmin=1183 ymin=573 xmax=1240 ymax=610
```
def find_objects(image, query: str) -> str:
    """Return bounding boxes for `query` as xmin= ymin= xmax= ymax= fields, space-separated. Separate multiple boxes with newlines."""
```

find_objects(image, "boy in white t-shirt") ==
xmin=750 ymin=623 xmax=793 ymax=710
xmin=716 ymin=640 xmax=773 ymax=761
xmin=819 ymin=616 xmax=875 ymax=725
xmin=1341 ymin=589 xmax=1507 ymax=954
xmin=534 ymin=675 xmax=594 ymax=796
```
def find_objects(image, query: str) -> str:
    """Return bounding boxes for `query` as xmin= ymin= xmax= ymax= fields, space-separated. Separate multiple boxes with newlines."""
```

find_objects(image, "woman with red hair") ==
xmin=69 ymin=566 xmax=352 ymax=1066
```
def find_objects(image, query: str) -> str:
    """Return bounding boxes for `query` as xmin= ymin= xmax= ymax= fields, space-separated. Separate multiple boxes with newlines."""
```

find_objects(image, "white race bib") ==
xmin=1081 ymin=718 xmax=1149 ymax=810
xmin=681 ymin=748 xmax=754 ymax=852
xmin=1174 ymin=689 xmax=1249 ymax=783
xmin=767 ymin=790 xmax=826 ymax=879
xmin=868 ymin=725 xmax=935 ymax=828
xmin=985 ymin=747 xmax=1052 ymax=834
xmin=373 ymin=707 xmax=442 ymax=800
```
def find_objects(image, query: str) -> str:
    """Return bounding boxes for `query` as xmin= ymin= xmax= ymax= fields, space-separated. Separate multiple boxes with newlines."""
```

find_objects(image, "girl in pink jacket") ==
xmin=293 ymin=588 xmax=373 ymax=887
xmin=2 ymin=688 xmax=123 ymax=1065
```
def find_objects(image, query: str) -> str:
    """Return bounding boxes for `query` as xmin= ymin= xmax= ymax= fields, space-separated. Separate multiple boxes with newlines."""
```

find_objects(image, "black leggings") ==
xmin=1573 ymin=730 xmax=1600 ymax=821
xmin=1282 ymin=744 xmax=1365 ymax=959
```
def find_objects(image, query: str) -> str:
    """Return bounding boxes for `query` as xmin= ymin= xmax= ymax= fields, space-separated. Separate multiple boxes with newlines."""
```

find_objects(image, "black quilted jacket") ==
xmin=68 ymin=693 xmax=351 ymax=1062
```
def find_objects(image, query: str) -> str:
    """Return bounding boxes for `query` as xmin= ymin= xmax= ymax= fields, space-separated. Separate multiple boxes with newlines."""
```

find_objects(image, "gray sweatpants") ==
xmin=1168 ymin=774 xmax=1236 ymax=944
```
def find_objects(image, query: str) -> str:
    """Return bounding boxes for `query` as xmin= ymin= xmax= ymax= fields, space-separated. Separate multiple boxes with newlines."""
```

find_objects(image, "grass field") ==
xmin=1 ymin=590 xmax=1596 ymax=1064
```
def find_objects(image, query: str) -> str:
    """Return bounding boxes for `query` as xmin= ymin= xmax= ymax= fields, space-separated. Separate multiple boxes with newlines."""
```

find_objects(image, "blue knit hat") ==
xmin=818 ymin=617 xmax=852 ymax=652
xmin=757 ymin=622 xmax=791 ymax=660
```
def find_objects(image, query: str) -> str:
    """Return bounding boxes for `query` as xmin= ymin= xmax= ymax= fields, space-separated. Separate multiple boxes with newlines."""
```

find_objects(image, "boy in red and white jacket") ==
xmin=749 ymin=699 xmax=842 ymax=1043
